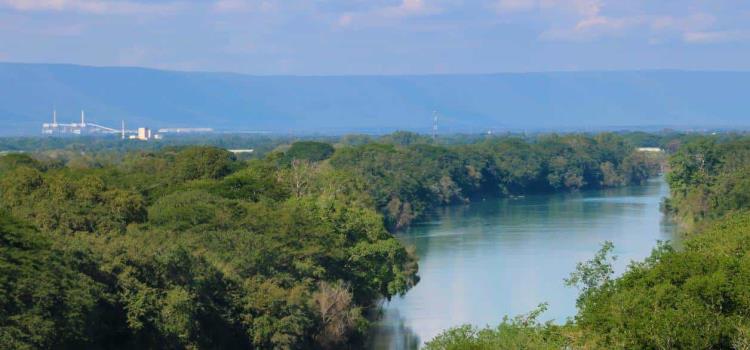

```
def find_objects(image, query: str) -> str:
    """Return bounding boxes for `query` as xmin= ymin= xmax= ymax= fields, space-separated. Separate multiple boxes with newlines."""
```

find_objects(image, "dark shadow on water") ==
xmin=366 ymin=308 xmax=420 ymax=350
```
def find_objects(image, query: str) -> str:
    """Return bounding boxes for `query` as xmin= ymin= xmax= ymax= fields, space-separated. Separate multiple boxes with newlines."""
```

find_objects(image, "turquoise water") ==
xmin=369 ymin=178 xmax=676 ymax=349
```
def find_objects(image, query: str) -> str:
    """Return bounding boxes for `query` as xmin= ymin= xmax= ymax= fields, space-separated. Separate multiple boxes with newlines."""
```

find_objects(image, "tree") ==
xmin=0 ymin=211 xmax=106 ymax=349
xmin=173 ymin=146 xmax=235 ymax=181
xmin=283 ymin=141 xmax=335 ymax=164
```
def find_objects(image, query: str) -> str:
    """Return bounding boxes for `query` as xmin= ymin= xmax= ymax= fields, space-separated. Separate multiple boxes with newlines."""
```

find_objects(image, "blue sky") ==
xmin=1 ymin=0 xmax=750 ymax=75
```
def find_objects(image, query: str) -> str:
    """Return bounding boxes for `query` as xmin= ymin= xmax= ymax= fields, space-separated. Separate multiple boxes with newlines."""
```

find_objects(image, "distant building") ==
xmin=228 ymin=149 xmax=254 ymax=154
xmin=137 ymin=127 xmax=152 ymax=140
xmin=636 ymin=147 xmax=663 ymax=152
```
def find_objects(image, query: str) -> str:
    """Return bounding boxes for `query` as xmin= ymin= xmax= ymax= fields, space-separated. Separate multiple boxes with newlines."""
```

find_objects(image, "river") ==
xmin=368 ymin=177 xmax=676 ymax=349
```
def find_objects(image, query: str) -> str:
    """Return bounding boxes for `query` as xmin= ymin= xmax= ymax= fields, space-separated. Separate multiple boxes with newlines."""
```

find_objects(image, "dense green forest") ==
xmin=0 ymin=132 xmax=666 ymax=348
xmin=425 ymin=135 xmax=750 ymax=349
xmin=0 ymin=147 xmax=418 ymax=349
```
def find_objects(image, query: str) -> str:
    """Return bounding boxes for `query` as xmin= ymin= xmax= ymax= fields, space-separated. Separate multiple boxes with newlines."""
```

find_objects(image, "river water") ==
xmin=368 ymin=177 xmax=676 ymax=349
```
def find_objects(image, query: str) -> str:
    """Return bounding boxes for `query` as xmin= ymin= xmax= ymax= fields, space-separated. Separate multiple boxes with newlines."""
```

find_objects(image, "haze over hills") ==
xmin=0 ymin=62 xmax=749 ymax=136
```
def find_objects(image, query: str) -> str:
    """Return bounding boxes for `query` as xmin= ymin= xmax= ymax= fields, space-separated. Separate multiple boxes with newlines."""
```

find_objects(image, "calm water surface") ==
xmin=368 ymin=178 xmax=676 ymax=349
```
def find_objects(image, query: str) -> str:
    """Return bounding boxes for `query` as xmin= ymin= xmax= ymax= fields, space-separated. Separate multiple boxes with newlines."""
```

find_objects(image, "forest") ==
xmin=0 ymin=132 xmax=666 ymax=349
xmin=426 ymin=135 xmax=750 ymax=349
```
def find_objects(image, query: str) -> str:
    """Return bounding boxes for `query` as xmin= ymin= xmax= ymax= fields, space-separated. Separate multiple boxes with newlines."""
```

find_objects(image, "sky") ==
xmin=1 ymin=0 xmax=750 ymax=75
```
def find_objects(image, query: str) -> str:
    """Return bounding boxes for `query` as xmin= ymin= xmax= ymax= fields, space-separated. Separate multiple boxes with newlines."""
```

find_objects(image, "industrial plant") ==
xmin=42 ymin=110 xmax=120 ymax=136
xmin=41 ymin=110 xmax=213 ymax=140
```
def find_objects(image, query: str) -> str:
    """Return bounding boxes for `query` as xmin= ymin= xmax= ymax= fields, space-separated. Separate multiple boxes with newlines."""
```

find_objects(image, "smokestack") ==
xmin=81 ymin=110 xmax=86 ymax=126
xmin=121 ymin=120 xmax=125 ymax=140
xmin=52 ymin=110 xmax=57 ymax=126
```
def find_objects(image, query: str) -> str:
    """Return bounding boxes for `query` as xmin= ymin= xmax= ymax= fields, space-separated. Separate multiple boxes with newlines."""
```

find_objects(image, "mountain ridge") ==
xmin=1 ymin=62 xmax=749 ymax=135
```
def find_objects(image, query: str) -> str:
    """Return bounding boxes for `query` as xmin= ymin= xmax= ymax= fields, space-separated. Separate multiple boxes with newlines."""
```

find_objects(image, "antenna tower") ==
xmin=432 ymin=111 xmax=439 ymax=141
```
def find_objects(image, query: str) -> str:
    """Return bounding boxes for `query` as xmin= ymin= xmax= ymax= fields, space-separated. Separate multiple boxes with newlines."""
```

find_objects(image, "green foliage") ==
xmin=0 ymin=153 xmax=43 ymax=175
xmin=379 ymin=131 xmax=432 ymax=146
xmin=0 ymin=144 xmax=417 ymax=349
xmin=173 ymin=146 xmax=236 ymax=181
xmin=331 ymin=134 xmax=656 ymax=229
xmin=0 ymin=211 xmax=106 ymax=350
xmin=282 ymin=141 xmax=335 ymax=164
xmin=573 ymin=214 xmax=750 ymax=349
xmin=0 ymin=167 xmax=147 ymax=235
xmin=424 ymin=304 xmax=571 ymax=350
xmin=666 ymin=137 xmax=750 ymax=227
xmin=564 ymin=241 xmax=616 ymax=308
xmin=211 ymin=160 xmax=290 ymax=202
xmin=148 ymin=190 xmax=241 ymax=230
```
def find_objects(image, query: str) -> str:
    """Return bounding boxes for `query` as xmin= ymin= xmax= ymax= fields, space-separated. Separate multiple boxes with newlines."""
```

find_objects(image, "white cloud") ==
xmin=379 ymin=0 xmax=440 ymax=18
xmin=331 ymin=0 xmax=441 ymax=29
xmin=493 ymin=0 xmax=601 ymax=17
xmin=493 ymin=0 xmax=536 ymax=13
xmin=649 ymin=13 xmax=714 ymax=33
xmin=517 ymin=0 xmax=725 ymax=44
xmin=0 ymin=0 xmax=182 ymax=15
xmin=536 ymin=1 xmax=640 ymax=42
xmin=540 ymin=16 xmax=641 ymax=41
xmin=683 ymin=30 xmax=749 ymax=44
xmin=492 ymin=0 xmax=738 ymax=44
xmin=212 ymin=0 xmax=275 ymax=13
xmin=337 ymin=13 xmax=353 ymax=27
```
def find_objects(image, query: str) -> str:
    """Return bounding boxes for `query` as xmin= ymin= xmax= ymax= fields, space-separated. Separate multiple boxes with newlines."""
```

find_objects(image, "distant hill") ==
xmin=1 ymin=63 xmax=749 ymax=135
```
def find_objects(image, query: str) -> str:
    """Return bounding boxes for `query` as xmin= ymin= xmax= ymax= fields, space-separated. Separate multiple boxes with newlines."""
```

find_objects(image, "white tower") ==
xmin=52 ymin=110 xmax=57 ymax=126
xmin=80 ymin=110 xmax=86 ymax=126
xmin=121 ymin=120 xmax=125 ymax=140
xmin=432 ymin=110 xmax=439 ymax=141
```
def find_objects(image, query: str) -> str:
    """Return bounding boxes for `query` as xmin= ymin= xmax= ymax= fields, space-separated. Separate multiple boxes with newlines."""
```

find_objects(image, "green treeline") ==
xmin=425 ymin=135 xmax=750 ymax=349
xmin=330 ymin=133 xmax=660 ymax=229
xmin=0 ymin=132 xmax=660 ymax=349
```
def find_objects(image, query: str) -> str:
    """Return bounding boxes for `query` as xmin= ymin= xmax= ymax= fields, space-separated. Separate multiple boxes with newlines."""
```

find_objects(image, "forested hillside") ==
xmin=426 ymin=135 xmax=750 ymax=349
xmin=0 ymin=132 xmax=658 ymax=348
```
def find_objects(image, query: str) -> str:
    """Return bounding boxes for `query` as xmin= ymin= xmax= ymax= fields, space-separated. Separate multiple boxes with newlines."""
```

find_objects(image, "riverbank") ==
xmin=367 ymin=177 xmax=675 ymax=348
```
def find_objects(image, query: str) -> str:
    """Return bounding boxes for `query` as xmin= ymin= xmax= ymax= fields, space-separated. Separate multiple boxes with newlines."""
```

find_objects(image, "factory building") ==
xmin=42 ymin=110 xmax=203 ymax=140
xmin=42 ymin=110 xmax=119 ymax=135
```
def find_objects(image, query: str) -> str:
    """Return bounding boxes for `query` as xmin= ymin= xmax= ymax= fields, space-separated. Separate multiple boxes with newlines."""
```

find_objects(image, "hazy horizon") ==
xmin=2 ymin=63 xmax=750 ymax=136
xmin=8 ymin=61 xmax=750 ymax=77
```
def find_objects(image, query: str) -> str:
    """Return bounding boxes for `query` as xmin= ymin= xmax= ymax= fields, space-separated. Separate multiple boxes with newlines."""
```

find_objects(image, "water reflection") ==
xmin=368 ymin=178 xmax=675 ymax=349
xmin=367 ymin=309 xmax=420 ymax=350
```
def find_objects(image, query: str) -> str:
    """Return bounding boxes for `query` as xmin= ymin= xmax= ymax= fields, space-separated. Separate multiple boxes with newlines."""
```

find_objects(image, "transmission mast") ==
xmin=432 ymin=110 xmax=439 ymax=141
